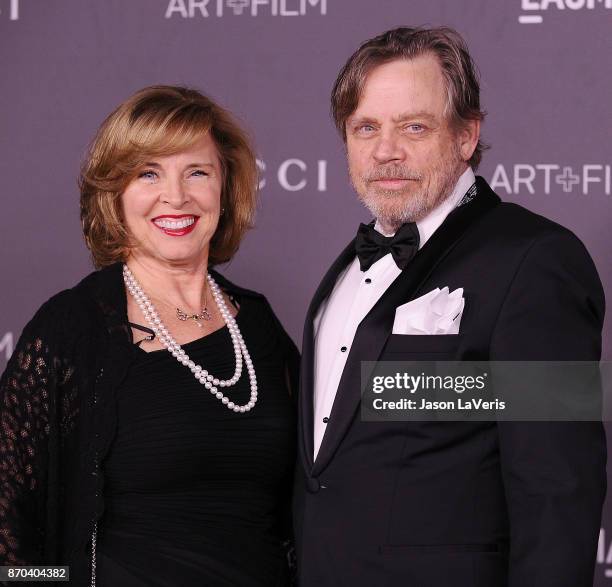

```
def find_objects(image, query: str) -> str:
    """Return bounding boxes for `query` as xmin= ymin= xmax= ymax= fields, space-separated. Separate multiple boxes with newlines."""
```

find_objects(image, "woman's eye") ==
xmin=190 ymin=169 xmax=208 ymax=177
xmin=138 ymin=170 xmax=157 ymax=180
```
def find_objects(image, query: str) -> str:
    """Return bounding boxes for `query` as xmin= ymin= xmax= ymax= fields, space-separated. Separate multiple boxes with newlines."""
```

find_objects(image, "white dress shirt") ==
xmin=312 ymin=167 xmax=476 ymax=459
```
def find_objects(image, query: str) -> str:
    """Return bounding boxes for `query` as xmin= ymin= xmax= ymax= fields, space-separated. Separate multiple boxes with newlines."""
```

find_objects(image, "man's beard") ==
xmin=351 ymin=146 xmax=464 ymax=229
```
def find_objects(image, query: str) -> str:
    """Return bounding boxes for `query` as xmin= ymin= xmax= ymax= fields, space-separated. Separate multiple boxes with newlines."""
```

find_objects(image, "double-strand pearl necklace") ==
xmin=122 ymin=264 xmax=258 ymax=413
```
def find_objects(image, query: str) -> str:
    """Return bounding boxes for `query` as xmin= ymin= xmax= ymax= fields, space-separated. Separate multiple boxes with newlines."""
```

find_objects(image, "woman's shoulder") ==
xmin=210 ymin=268 xmax=280 ymax=319
xmin=26 ymin=288 xmax=79 ymax=332
xmin=10 ymin=287 xmax=82 ymax=365
xmin=211 ymin=269 xmax=285 ymax=326
xmin=23 ymin=263 xmax=120 ymax=341
xmin=210 ymin=269 xmax=299 ymax=357
xmin=209 ymin=268 xmax=266 ymax=302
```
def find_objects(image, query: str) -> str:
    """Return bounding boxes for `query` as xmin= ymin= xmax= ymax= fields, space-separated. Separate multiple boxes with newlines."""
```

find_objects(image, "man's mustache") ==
xmin=365 ymin=166 xmax=423 ymax=183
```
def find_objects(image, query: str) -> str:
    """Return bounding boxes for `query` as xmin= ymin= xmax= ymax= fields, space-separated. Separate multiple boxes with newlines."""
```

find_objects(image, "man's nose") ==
xmin=372 ymin=131 xmax=405 ymax=164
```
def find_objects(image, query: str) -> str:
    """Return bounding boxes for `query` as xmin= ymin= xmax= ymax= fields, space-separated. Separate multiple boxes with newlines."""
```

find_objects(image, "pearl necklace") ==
xmin=123 ymin=264 xmax=258 ymax=413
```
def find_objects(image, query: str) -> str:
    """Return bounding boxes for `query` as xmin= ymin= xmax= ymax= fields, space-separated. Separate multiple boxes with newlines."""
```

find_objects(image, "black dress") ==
xmin=96 ymin=293 xmax=296 ymax=586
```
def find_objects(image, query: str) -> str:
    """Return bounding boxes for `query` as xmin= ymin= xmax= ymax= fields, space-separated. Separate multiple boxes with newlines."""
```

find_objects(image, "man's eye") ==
xmin=406 ymin=124 xmax=425 ymax=133
xmin=357 ymin=124 xmax=376 ymax=134
xmin=190 ymin=170 xmax=208 ymax=177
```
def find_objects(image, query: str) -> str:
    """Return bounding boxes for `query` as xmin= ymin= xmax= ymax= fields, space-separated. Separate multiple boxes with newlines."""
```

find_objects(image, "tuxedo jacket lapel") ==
xmin=311 ymin=178 xmax=500 ymax=475
xmin=299 ymin=240 xmax=356 ymax=471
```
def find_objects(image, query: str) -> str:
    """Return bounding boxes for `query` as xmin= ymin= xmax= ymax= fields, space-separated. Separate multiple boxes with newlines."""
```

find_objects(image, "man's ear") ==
xmin=457 ymin=119 xmax=480 ymax=162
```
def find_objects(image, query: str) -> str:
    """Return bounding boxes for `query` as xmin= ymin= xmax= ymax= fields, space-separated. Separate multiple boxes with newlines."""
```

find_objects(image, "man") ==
xmin=294 ymin=26 xmax=606 ymax=586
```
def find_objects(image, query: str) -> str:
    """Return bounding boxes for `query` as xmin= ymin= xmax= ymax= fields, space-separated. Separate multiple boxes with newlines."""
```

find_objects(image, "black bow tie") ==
xmin=355 ymin=222 xmax=420 ymax=272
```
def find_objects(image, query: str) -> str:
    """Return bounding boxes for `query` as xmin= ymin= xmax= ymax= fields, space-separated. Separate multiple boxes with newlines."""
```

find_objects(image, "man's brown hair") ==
xmin=331 ymin=26 xmax=488 ymax=169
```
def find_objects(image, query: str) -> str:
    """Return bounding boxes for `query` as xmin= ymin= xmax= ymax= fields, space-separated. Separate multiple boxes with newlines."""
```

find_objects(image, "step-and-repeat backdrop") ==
xmin=2 ymin=0 xmax=611 ymax=582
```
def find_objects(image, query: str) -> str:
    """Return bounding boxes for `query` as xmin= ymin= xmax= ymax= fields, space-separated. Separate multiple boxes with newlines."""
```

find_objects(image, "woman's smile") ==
xmin=151 ymin=214 xmax=200 ymax=236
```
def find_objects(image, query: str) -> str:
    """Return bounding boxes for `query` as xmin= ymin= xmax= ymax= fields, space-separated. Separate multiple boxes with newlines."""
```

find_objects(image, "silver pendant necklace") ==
xmin=175 ymin=285 xmax=212 ymax=327
xmin=123 ymin=264 xmax=258 ymax=413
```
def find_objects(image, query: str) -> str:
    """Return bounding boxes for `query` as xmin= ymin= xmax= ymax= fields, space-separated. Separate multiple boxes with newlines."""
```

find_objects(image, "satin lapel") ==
xmin=312 ymin=178 xmax=500 ymax=474
xmin=299 ymin=239 xmax=357 ymax=471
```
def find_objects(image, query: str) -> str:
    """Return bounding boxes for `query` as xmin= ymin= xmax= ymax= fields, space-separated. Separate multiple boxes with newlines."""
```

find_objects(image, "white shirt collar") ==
xmin=374 ymin=167 xmax=476 ymax=247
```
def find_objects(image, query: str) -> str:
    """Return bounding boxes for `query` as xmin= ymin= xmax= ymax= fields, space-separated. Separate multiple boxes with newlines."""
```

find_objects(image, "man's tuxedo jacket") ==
xmin=294 ymin=177 xmax=606 ymax=587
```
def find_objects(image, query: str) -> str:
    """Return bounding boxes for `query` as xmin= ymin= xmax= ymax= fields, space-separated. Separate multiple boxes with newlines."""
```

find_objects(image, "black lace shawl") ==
xmin=0 ymin=262 xmax=299 ymax=583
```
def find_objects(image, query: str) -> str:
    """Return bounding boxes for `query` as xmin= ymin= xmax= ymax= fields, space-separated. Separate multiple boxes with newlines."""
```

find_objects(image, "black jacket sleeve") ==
xmin=490 ymin=229 xmax=606 ymax=587
xmin=0 ymin=291 xmax=77 ymax=566
xmin=0 ymin=311 xmax=56 ymax=564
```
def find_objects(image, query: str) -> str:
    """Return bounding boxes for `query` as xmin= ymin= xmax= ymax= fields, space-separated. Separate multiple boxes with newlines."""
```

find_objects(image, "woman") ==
xmin=0 ymin=86 xmax=298 ymax=586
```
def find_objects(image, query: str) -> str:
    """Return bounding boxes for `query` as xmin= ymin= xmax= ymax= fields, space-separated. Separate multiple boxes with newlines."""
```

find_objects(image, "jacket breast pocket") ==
xmin=383 ymin=334 xmax=462 ymax=358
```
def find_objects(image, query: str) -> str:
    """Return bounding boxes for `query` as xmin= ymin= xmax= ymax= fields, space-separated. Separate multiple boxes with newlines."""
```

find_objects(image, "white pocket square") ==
xmin=392 ymin=287 xmax=465 ymax=335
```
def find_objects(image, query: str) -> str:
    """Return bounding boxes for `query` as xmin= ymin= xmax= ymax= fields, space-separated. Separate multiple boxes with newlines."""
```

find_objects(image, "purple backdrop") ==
xmin=1 ymin=0 xmax=611 ymax=582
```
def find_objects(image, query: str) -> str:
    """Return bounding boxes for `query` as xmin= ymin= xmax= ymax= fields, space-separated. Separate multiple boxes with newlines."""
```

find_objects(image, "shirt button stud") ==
xmin=341 ymin=346 xmax=347 ymax=352
xmin=365 ymin=278 xmax=372 ymax=284
xmin=323 ymin=417 xmax=329 ymax=423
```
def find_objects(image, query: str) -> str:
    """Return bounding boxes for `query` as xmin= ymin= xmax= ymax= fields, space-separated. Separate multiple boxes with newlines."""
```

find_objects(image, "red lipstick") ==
xmin=151 ymin=214 xmax=199 ymax=237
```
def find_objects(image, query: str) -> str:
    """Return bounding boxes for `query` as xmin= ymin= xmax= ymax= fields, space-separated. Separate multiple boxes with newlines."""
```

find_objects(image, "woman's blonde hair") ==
xmin=80 ymin=85 xmax=257 ymax=268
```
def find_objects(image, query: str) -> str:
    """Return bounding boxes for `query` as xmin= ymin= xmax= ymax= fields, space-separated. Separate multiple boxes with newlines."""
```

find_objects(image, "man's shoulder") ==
xmin=480 ymin=191 xmax=586 ymax=252
xmin=476 ymin=194 xmax=600 ymax=291
xmin=468 ymin=181 xmax=598 ymax=279
xmin=492 ymin=201 xmax=569 ymax=233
